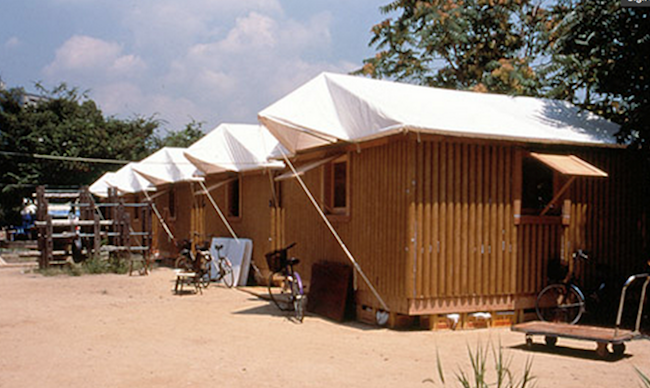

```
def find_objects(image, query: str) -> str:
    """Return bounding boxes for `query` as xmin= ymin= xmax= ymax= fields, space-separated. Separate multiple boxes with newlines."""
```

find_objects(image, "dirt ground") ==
xmin=1 ymin=265 xmax=649 ymax=388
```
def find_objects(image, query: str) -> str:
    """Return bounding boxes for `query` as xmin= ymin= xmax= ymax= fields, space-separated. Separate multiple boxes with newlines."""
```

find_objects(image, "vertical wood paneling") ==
xmin=431 ymin=142 xmax=440 ymax=297
xmin=450 ymin=144 xmax=463 ymax=296
xmin=480 ymin=146 xmax=488 ymax=295
xmin=415 ymin=142 xmax=424 ymax=296
xmin=496 ymin=147 xmax=505 ymax=295
xmin=439 ymin=143 xmax=448 ymax=296
xmin=468 ymin=144 xmax=477 ymax=296
xmin=276 ymin=137 xmax=647 ymax=315
xmin=504 ymin=149 xmax=513 ymax=293
xmin=447 ymin=143 xmax=455 ymax=296
xmin=476 ymin=145 xmax=484 ymax=296
xmin=461 ymin=144 xmax=470 ymax=295
xmin=423 ymin=143 xmax=432 ymax=297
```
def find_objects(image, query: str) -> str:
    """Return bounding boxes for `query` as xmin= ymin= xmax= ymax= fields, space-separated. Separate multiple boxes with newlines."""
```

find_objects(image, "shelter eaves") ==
xmin=184 ymin=123 xmax=285 ymax=175
xmin=258 ymin=72 xmax=620 ymax=155
xmin=104 ymin=163 xmax=155 ymax=195
xmin=132 ymin=147 xmax=199 ymax=186
xmin=89 ymin=172 xmax=117 ymax=198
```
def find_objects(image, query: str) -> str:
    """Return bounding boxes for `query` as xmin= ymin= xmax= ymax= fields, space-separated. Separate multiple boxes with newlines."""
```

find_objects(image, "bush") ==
xmin=35 ymin=254 xmax=139 ymax=276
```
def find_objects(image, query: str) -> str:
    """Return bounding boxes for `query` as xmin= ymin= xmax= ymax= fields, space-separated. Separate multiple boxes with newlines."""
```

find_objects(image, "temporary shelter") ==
xmin=258 ymin=72 xmax=648 ymax=326
xmin=184 ymin=123 xmax=286 ymax=280
xmin=89 ymin=172 xmax=116 ymax=198
xmin=106 ymin=162 xmax=155 ymax=195
xmin=131 ymin=147 xmax=200 ymax=258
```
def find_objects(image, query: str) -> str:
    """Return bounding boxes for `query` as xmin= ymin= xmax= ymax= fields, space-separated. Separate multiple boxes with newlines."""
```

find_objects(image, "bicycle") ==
xmin=175 ymin=238 xmax=234 ymax=289
xmin=265 ymin=242 xmax=306 ymax=322
xmin=535 ymin=250 xmax=606 ymax=324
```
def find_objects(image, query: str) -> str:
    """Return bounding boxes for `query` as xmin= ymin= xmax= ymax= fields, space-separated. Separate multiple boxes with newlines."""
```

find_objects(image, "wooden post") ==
xmin=93 ymin=213 xmax=101 ymax=257
xmin=123 ymin=212 xmax=131 ymax=266
xmin=116 ymin=200 xmax=124 ymax=247
xmin=44 ymin=215 xmax=53 ymax=268
xmin=36 ymin=186 xmax=50 ymax=269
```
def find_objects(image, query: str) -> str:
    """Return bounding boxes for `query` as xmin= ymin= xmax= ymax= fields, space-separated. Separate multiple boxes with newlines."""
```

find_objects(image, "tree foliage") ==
xmin=543 ymin=0 xmax=650 ymax=144
xmin=153 ymin=119 xmax=205 ymax=149
xmin=357 ymin=0 xmax=553 ymax=96
xmin=0 ymin=83 xmax=202 ymax=225
xmin=360 ymin=0 xmax=649 ymax=145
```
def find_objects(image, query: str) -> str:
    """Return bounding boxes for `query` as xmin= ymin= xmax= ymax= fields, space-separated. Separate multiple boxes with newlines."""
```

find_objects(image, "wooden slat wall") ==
xmin=517 ymin=222 xmax=563 ymax=295
xmin=200 ymin=172 xmax=278 ymax=276
xmin=412 ymin=140 xmax=518 ymax=301
xmin=150 ymin=189 xmax=177 ymax=258
xmin=564 ymin=149 xmax=647 ymax=290
xmin=174 ymin=182 xmax=193 ymax=242
xmin=281 ymin=140 xmax=412 ymax=312
xmin=515 ymin=148 xmax=647 ymax=298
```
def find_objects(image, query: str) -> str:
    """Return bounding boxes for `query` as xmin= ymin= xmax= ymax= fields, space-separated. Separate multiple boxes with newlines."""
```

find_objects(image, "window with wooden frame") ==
xmin=521 ymin=152 xmax=608 ymax=217
xmin=323 ymin=155 xmax=349 ymax=216
xmin=226 ymin=177 xmax=241 ymax=219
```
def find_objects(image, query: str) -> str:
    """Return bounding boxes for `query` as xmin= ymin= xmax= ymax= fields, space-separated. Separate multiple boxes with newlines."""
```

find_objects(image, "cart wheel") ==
xmin=596 ymin=342 xmax=610 ymax=359
xmin=525 ymin=335 xmax=533 ymax=348
xmin=612 ymin=343 xmax=625 ymax=357
xmin=545 ymin=336 xmax=557 ymax=347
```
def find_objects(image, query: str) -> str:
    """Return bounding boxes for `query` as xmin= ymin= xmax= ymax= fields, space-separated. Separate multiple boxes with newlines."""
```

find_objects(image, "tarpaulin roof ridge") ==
xmin=259 ymin=72 xmax=620 ymax=154
xmin=184 ymin=123 xmax=285 ymax=175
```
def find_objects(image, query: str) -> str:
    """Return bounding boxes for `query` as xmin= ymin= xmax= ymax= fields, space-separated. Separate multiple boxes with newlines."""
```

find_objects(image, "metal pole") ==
xmin=198 ymin=179 xmax=239 ymax=242
xmin=279 ymin=149 xmax=390 ymax=313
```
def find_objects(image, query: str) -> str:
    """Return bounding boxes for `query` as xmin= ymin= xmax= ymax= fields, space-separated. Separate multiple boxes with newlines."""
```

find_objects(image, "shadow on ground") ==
xmin=509 ymin=342 xmax=633 ymax=362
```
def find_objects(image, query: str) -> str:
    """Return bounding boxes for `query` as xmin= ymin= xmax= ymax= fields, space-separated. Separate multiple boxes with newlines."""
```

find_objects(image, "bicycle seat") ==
xmin=288 ymin=257 xmax=300 ymax=266
xmin=215 ymin=244 xmax=223 ymax=250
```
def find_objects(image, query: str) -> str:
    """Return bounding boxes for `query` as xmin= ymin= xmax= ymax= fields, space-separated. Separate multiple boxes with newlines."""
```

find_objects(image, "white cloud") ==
xmin=93 ymin=82 xmax=203 ymax=130
xmin=156 ymin=9 xmax=348 ymax=126
xmin=37 ymin=2 xmax=359 ymax=132
xmin=44 ymin=35 xmax=146 ymax=79
xmin=5 ymin=36 xmax=21 ymax=49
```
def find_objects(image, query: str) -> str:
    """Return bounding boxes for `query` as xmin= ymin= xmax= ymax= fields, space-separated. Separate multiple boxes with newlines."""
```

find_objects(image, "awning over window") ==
xmin=530 ymin=152 xmax=608 ymax=177
xmin=274 ymin=155 xmax=339 ymax=181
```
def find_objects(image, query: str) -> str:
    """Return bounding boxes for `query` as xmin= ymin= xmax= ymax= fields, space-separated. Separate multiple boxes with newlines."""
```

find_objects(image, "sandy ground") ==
xmin=1 ymin=266 xmax=649 ymax=388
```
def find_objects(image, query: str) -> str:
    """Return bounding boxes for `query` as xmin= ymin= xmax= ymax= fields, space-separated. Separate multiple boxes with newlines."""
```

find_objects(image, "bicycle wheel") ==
xmin=219 ymin=258 xmax=235 ymax=288
xmin=536 ymin=284 xmax=585 ymax=324
xmin=268 ymin=272 xmax=292 ymax=311
xmin=199 ymin=271 xmax=211 ymax=288
xmin=290 ymin=272 xmax=305 ymax=322
xmin=175 ymin=256 xmax=193 ymax=271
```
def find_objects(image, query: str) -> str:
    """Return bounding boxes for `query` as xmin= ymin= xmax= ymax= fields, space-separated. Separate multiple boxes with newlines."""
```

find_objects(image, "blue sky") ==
xmin=1 ymin=0 xmax=389 ymax=134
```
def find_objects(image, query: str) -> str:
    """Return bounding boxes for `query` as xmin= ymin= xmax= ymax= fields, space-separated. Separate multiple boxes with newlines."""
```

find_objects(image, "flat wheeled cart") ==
xmin=512 ymin=273 xmax=649 ymax=359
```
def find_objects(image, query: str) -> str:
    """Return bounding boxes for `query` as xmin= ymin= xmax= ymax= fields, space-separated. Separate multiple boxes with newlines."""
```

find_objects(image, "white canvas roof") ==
xmin=106 ymin=162 xmax=154 ymax=195
xmin=184 ymin=123 xmax=285 ymax=175
xmin=88 ymin=172 xmax=116 ymax=198
xmin=258 ymin=72 xmax=620 ymax=154
xmin=132 ymin=147 xmax=199 ymax=186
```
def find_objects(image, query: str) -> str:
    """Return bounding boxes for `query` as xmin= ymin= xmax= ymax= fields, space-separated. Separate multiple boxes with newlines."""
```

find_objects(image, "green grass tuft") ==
xmin=426 ymin=341 xmax=535 ymax=388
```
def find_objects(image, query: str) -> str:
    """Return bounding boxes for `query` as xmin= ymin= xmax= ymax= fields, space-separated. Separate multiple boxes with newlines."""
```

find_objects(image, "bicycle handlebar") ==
xmin=265 ymin=242 xmax=297 ymax=258
xmin=573 ymin=249 xmax=590 ymax=262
